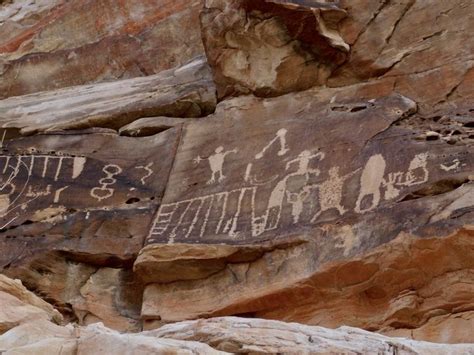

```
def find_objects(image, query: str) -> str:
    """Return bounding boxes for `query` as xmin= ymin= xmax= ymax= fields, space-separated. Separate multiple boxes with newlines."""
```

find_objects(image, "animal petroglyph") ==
xmin=355 ymin=153 xmax=430 ymax=213
xmin=382 ymin=153 xmax=429 ymax=200
xmin=194 ymin=146 xmax=237 ymax=184
xmin=90 ymin=164 xmax=122 ymax=202
xmin=26 ymin=185 xmax=52 ymax=198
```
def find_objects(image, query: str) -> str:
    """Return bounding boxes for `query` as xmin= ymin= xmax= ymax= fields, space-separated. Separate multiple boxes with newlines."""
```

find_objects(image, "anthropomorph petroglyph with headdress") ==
xmin=252 ymin=149 xmax=325 ymax=235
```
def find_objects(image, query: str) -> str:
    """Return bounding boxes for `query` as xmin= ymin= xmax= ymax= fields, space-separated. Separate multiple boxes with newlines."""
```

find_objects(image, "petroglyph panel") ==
xmin=147 ymin=95 xmax=474 ymax=245
xmin=0 ymin=128 xmax=179 ymax=267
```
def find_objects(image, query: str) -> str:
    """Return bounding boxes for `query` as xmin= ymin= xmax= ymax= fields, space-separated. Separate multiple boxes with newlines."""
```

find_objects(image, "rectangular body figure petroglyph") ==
xmin=147 ymin=95 xmax=473 ymax=245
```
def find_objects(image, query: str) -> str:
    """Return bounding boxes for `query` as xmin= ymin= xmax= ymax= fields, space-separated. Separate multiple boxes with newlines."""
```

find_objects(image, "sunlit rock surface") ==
xmin=0 ymin=0 xmax=473 ymax=350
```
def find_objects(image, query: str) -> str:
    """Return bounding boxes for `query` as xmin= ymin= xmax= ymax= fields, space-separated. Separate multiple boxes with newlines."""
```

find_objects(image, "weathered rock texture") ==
xmin=0 ymin=57 xmax=216 ymax=134
xmin=1 ymin=285 xmax=472 ymax=355
xmin=137 ymin=91 xmax=473 ymax=340
xmin=0 ymin=0 xmax=474 ymax=351
xmin=0 ymin=127 xmax=178 ymax=329
xmin=201 ymin=0 xmax=349 ymax=98
xmin=0 ymin=274 xmax=62 ymax=333
xmin=0 ymin=0 xmax=205 ymax=98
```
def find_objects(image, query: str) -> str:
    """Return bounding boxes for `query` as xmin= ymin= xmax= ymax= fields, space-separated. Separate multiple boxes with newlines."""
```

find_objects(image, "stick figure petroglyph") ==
xmin=285 ymin=150 xmax=324 ymax=175
xmin=244 ymin=128 xmax=290 ymax=184
xmin=194 ymin=146 xmax=237 ymax=185
xmin=90 ymin=164 xmax=122 ymax=201
xmin=255 ymin=128 xmax=289 ymax=159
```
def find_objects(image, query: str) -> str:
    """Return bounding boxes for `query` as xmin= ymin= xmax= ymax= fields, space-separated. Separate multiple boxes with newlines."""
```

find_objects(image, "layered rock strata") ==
xmin=0 ymin=0 xmax=473 ymax=349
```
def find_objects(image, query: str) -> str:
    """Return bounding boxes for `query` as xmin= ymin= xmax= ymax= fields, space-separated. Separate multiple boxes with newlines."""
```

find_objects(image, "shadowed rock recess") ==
xmin=0 ymin=0 xmax=473 ymax=353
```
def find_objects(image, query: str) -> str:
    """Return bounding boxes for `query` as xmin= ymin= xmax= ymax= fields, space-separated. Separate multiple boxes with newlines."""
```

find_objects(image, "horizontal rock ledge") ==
xmin=0 ymin=57 xmax=216 ymax=135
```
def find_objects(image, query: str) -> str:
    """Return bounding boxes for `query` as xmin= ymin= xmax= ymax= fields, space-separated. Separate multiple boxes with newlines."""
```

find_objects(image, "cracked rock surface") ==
xmin=0 ymin=0 xmax=473 ymax=352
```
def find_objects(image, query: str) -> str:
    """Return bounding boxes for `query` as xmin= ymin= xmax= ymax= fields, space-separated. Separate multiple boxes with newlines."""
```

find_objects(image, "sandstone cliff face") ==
xmin=0 ymin=0 xmax=473 ymax=352
xmin=1 ymin=276 xmax=473 ymax=354
xmin=0 ymin=0 xmax=205 ymax=98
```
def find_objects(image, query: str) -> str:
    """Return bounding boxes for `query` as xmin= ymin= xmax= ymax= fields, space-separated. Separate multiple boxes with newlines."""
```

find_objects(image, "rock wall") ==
xmin=0 ymin=0 xmax=473 ymax=351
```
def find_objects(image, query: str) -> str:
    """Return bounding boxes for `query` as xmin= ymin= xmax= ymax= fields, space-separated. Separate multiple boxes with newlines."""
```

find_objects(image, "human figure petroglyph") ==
xmin=284 ymin=150 xmax=325 ymax=223
xmin=311 ymin=167 xmax=360 ymax=223
xmin=355 ymin=154 xmax=386 ymax=214
xmin=255 ymin=128 xmax=289 ymax=160
xmin=254 ymin=150 xmax=325 ymax=231
xmin=90 ymin=164 xmax=122 ymax=201
xmin=245 ymin=128 xmax=290 ymax=184
xmin=194 ymin=146 xmax=237 ymax=185
xmin=285 ymin=150 xmax=324 ymax=175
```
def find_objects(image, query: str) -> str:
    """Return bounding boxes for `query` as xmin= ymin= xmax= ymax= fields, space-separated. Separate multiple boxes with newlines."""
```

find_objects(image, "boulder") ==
xmin=200 ymin=0 xmax=349 ymax=98
xmin=0 ymin=274 xmax=62 ymax=334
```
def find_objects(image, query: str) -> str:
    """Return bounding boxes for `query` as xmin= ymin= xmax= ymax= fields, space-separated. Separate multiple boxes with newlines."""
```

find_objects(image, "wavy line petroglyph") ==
xmin=136 ymin=163 xmax=154 ymax=185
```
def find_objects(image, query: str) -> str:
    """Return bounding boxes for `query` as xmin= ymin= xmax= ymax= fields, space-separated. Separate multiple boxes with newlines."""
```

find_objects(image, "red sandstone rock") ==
xmin=0 ymin=0 xmax=474 ymax=348
xmin=0 ymin=0 xmax=205 ymax=98
xmin=200 ymin=0 xmax=349 ymax=98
